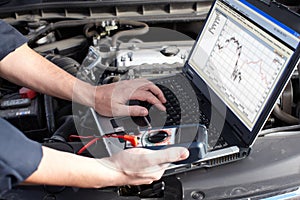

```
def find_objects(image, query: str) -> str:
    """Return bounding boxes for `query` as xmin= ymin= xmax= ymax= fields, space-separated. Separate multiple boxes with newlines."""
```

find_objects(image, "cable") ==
xmin=43 ymin=138 xmax=75 ymax=154
xmin=104 ymin=134 xmax=139 ymax=147
xmin=27 ymin=19 xmax=149 ymax=48
xmin=69 ymin=135 xmax=95 ymax=141
xmin=44 ymin=95 xmax=55 ymax=135
xmin=77 ymin=138 xmax=100 ymax=155
xmin=28 ymin=18 xmax=109 ymax=45
xmin=75 ymin=134 xmax=139 ymax=155
xmin=111 ymin=20 xmax=149 ymax=48
xmin=50 ymin=116 xmax=77 ymax=142
xmin=259 ymin=124 xmax=300 ymax=136
xmin=83 ymin=23 xmax=99 ymax=38
xmin=128 ymin=38 xmax=144 ymax=44
xmin=272 ymin=104 xmax=299 ymax=125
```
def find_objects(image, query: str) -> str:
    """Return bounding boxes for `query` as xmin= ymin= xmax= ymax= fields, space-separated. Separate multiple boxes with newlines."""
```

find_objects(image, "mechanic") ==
xmin=0 ymin=20 xmax=189 ymax=195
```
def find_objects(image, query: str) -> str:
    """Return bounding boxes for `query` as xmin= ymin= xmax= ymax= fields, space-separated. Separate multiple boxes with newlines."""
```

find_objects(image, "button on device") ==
xmin=147 ymin=130 xmax=169 ymax=143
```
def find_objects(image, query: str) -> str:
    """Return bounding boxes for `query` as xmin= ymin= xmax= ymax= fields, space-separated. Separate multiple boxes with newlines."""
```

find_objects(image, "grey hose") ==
xmin=28 ymin=19 xmax=106 ymax=45
xmin=28 ymin=19 xmax=149 ymax=48
xmin=272 ymin=104 xmax=299 ymax=125
xmin=259 ymin=124 xmax=300 ymax=136
xmin=111 ymin=19 xmax=149 ymax=48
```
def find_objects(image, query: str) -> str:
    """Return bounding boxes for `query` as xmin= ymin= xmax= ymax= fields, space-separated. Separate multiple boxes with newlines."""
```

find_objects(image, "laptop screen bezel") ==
xmin=183 ymin=0 xmax=300 ymax=146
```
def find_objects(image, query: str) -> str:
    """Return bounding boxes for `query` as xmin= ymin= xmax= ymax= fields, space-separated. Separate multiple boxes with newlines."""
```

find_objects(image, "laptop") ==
xmin=88 ymin=0 xmax=300 ymax=175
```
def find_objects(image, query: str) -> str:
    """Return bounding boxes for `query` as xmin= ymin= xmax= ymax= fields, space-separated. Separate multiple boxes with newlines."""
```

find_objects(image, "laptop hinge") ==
xmin=186 ymin=68 xmax=194 ymax=81
xmin=232 ymin=125 xmax=247 ymax=146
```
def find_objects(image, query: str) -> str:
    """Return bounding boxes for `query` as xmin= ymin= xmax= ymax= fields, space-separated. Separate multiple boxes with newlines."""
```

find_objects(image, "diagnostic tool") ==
xmin=125 ymin=124 xmax=208 ymax=164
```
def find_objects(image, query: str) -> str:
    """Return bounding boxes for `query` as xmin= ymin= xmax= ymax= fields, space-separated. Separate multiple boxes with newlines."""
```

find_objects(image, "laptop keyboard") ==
xmin=156 ymin=83 xmax=202 ymax=126
xmin=153 ymin=75 xmax=224 ymax=149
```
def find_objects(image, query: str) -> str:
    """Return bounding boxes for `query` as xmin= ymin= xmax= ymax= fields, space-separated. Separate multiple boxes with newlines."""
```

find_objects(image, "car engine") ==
xmin=0 ymin=0 xmax=300 ymax=199
xmin=0 ymin=17 xmax=203 ymax=142
xmin=1 ymin=15 xmax=299 ymax=140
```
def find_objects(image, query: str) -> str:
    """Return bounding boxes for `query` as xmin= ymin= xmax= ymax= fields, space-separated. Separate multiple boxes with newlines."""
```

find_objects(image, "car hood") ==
xmin=0 ymin=0 xmax=212 ymax=24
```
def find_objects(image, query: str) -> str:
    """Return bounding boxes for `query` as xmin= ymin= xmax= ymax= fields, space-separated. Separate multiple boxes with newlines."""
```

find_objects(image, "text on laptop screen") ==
xmin=189 ymin=0 xmax=300 ymax=130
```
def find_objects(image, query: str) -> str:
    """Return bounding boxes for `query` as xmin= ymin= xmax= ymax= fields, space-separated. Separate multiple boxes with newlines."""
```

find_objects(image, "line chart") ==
xmin=203 ymin=18 xmax=287 ymax=123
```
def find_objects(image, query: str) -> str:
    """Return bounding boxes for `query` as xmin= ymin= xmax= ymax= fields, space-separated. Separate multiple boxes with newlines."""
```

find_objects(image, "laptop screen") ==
xmin=188 ymin=0 xmax=300 ymax=131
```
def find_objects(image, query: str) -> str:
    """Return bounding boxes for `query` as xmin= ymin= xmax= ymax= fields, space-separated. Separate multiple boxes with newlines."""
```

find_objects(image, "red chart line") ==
xmin=239 ymin=59 xmax=268 ymax=86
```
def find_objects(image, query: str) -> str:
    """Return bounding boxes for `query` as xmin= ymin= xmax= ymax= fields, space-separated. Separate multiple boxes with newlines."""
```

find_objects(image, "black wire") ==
xmin=43 ymin=138 xmax=75 ymax=154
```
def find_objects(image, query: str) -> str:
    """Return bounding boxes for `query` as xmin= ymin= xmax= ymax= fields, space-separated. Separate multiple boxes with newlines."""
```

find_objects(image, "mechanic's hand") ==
xmin=98 ymin=147 xmax=189 ymax=186
xmin=94 ymin=78 xmax=166 ymax=117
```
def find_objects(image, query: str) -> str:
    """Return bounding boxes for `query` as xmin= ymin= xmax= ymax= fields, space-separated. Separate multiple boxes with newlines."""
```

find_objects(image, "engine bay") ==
xmin=1 ymin=11 xmax=299 ymax=141
xmin=0 ymin=0 xmax=300 ymax=199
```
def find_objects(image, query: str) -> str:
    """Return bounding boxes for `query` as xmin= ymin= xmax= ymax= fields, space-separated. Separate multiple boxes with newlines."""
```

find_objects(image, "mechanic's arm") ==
xmin=0 ymin=117 xmax=188 ymax=192
xmin=0 ymin=43 xmax=165 ymax=117
xmin=26 ymin=146 xmax=188 ymax=187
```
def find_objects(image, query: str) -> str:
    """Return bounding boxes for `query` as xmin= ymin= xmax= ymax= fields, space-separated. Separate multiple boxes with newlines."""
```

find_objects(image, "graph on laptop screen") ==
xmin=189 ymin=0 xmax=299 ymax=130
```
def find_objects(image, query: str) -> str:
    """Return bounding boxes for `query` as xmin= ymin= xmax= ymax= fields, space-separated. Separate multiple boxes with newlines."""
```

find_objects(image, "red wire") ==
xmin=77 ymin=138 xmax=100 ymax=155
xmin=76 ymin=134 xmax=138 ymax=155
xmin=104 ymin=134 xmax=138 ymax=147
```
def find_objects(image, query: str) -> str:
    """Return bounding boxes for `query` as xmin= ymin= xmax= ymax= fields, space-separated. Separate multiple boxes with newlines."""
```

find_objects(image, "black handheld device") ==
xmin=125 ymin=124 xmax=208 ymax=164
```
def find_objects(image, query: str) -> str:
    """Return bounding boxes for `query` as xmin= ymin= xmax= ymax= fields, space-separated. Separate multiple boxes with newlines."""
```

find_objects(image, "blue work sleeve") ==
xmin=0 ymin=20 xmax=28 ymax=60
xmin=0 ymin=118 xmax=42 ymax=195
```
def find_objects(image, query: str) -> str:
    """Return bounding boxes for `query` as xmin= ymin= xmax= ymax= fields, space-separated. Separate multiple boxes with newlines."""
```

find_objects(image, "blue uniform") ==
xmin=0 ymin=20 xmax=43 ymax=195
